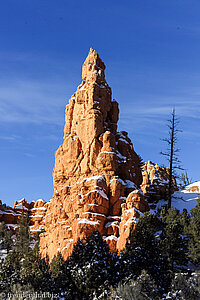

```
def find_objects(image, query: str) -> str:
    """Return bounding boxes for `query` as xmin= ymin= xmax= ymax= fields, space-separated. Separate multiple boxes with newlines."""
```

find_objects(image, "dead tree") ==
xmin=161 ymin=108 xmax=182 ymax=209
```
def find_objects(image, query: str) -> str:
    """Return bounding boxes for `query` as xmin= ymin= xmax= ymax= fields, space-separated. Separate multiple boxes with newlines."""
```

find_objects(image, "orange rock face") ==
xmin=39 ymin=49 xmax=146 ymax=261
xmin=0 ymin=51 xmax=179 ymax=260
xmin=141 ymin=161 xmax=177 ymax=203
xmin=0 ymin=198 xmax=46 ymax=233
xmin=117 ymin=189 xmax=149 ymax=252
xmin=0 ymin=159 xmax=178 ymax=251
xmin=29 ymin=199 xmax=47 ymax=234
xmin=185 ymin=182 xmax=200 ymax=193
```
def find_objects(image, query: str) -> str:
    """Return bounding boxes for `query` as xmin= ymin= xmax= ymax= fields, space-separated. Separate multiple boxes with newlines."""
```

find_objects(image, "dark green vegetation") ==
xmin=0 ymin=201 xmax=200 ymax=299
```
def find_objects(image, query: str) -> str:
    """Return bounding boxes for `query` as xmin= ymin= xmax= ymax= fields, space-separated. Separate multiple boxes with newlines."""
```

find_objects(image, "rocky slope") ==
xmin=0 ymin=161 xmax=178 ymax=251
xmin=141 ymin=161 xmax=177 ymax=203
xmin=0 ymin=161 xmax=177 ymax=256
xmin=0 ymin=176 xmax=199 ymax=261
xmin=0 ymin=198 xmax=46 ymax=233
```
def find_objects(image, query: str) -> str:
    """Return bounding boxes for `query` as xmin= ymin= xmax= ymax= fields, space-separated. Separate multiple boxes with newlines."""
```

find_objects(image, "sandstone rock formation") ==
xmin=0 ymin=199 xmax=19 ymax=226
xmin=39 ymin=49 xmax=146 ymax=261
xmin=185 ymin=182 xmax=200 ymax=193
xmin=0 ymin=198 xmax=46 ymax=233
xmin=29 ymin=199 xmax=46 ymax=234
xmin=141 ymin=161 xmax=177 ymax=203
xmin=0 ymin=50 xmax=180 ymax=261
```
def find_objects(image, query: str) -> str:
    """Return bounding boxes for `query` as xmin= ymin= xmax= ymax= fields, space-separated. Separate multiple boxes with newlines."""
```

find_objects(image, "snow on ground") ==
xmin=172 ymin=189 xmax=200 ymax=212
xmin=185 ymin=181 xmax=200 ymax=193
xmin=155 ymin=183 xmax=200 ymax=213
xmin=0 ymin=249 xmax=7 ymax=260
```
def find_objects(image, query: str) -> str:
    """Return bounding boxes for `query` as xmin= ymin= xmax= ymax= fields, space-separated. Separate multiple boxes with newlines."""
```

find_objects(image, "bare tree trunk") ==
xmin=168 ymin=108 xmax=175 ymax=209
xmin=161 ymin=107 xmax=182 ymax=209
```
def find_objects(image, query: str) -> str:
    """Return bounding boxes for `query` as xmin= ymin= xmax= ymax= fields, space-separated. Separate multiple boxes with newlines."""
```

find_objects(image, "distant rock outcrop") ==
xmin=185 ymin=182 xmax=200 ymax=193
xmin=39 ymin=49 xmax=146 ymax=261
xmin=141 ymin=161 xmax=177 ymax=203
xmin=0 ymin=198 xmax=46 ymax=233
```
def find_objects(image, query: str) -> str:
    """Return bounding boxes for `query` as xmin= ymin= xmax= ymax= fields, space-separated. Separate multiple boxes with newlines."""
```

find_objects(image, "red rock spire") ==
xmin=82 ymin=48 xmax=106 ymax=82
xmin=39 ymin=49 xmax=144 ymax=261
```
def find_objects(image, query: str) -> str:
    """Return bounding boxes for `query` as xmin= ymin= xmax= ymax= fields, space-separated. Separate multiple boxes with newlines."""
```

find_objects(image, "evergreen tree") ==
xmin=19 ymin=234 xmax=53 ymax=293
xmin=15 ymin=211 xmax=30 ymax=256
xmin=0 ymin=249 xmax=22 ymax=292
xmin=124 ymin=213 xmax=170 ymax=291
xmin=0 ymin=222 xmax=13 ymax=252
xmin=167 ymin=272 xmax=200 ymax=300
xmin=0 ymin=222 xmax=54 ymax=294
xmin=9 ymin=283 xmax=36 ymax=298
xmin=0 ymin=213 xmax=30 ymax=293
xmin=188 ymin=198 xmax=200 ymax=264
xmin=109 ymin=251 xmax=128 ymax=287
xmin=138 ymin=155 xmax=145 ymax=172
xmin=50 ymin=252 xmax=78 ymax=299
xmin=160 ymin=208 xmax=189 ymax=271
xmin=179 ymin=208 xmax=191 ymax=235
xmin=108 ymin=270 xmax=160 ymax=300
xmin=69 ymin=230 xmax=112 ymax=299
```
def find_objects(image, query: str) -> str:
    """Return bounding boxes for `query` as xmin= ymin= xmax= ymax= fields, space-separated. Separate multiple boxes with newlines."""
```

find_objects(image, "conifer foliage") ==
xmin=15 ymin=211 xmax=30 ymax=255
xmin=0 ymin=202 xmax=200 ymax=299
xmin=124 ymin=212 xmax=170 ymax=291
xmin=68 ymin=230 xmax=112 ymax=299
xmin=50 ymin=252 xmax=77 ymax=299
xmin=108 ymin=270 xmax=160 ymax=300
xmin=160 ymin=208 xmax=189 ymax=271
xmin=188 ymin=198 xmax=200 ymax=264
xmin=0 ymin=222 xmax=13 ymax=252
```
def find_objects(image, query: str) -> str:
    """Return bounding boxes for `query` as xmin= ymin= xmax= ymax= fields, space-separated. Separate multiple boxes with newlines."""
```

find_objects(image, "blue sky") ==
xmin=0 ymin=0 xmax=199 ymax=206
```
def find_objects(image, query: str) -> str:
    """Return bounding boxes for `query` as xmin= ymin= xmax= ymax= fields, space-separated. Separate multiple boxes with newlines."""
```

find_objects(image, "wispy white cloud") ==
xmin=119 ymin=95 xmax=200 ymax=140
xmin=0 ymin=50 xmax=76 ymax=69
xmin=33 ymin=133 xmax=62 ymax=141
xmin=120 ymin=95 xmax=200 ymax=120
xmin=0 ymin=50 xmax=81 ymax=125
xmin=0 ymin=51 xmax=199 ymax=145
xmin=181 ymin=130 xmax=200 ymax=139
xmin=0 ymin=134 xmax=20 ymax=141
xmin=0 ymin=78 xmax=74 ymax=124
xmin=23 ymin=152 xmax=36 ymax=158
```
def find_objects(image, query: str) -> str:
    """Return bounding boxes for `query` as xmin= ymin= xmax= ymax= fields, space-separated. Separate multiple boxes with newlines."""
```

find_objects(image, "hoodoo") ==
xmin=39 ymin=49 xmax=148 ymax=261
